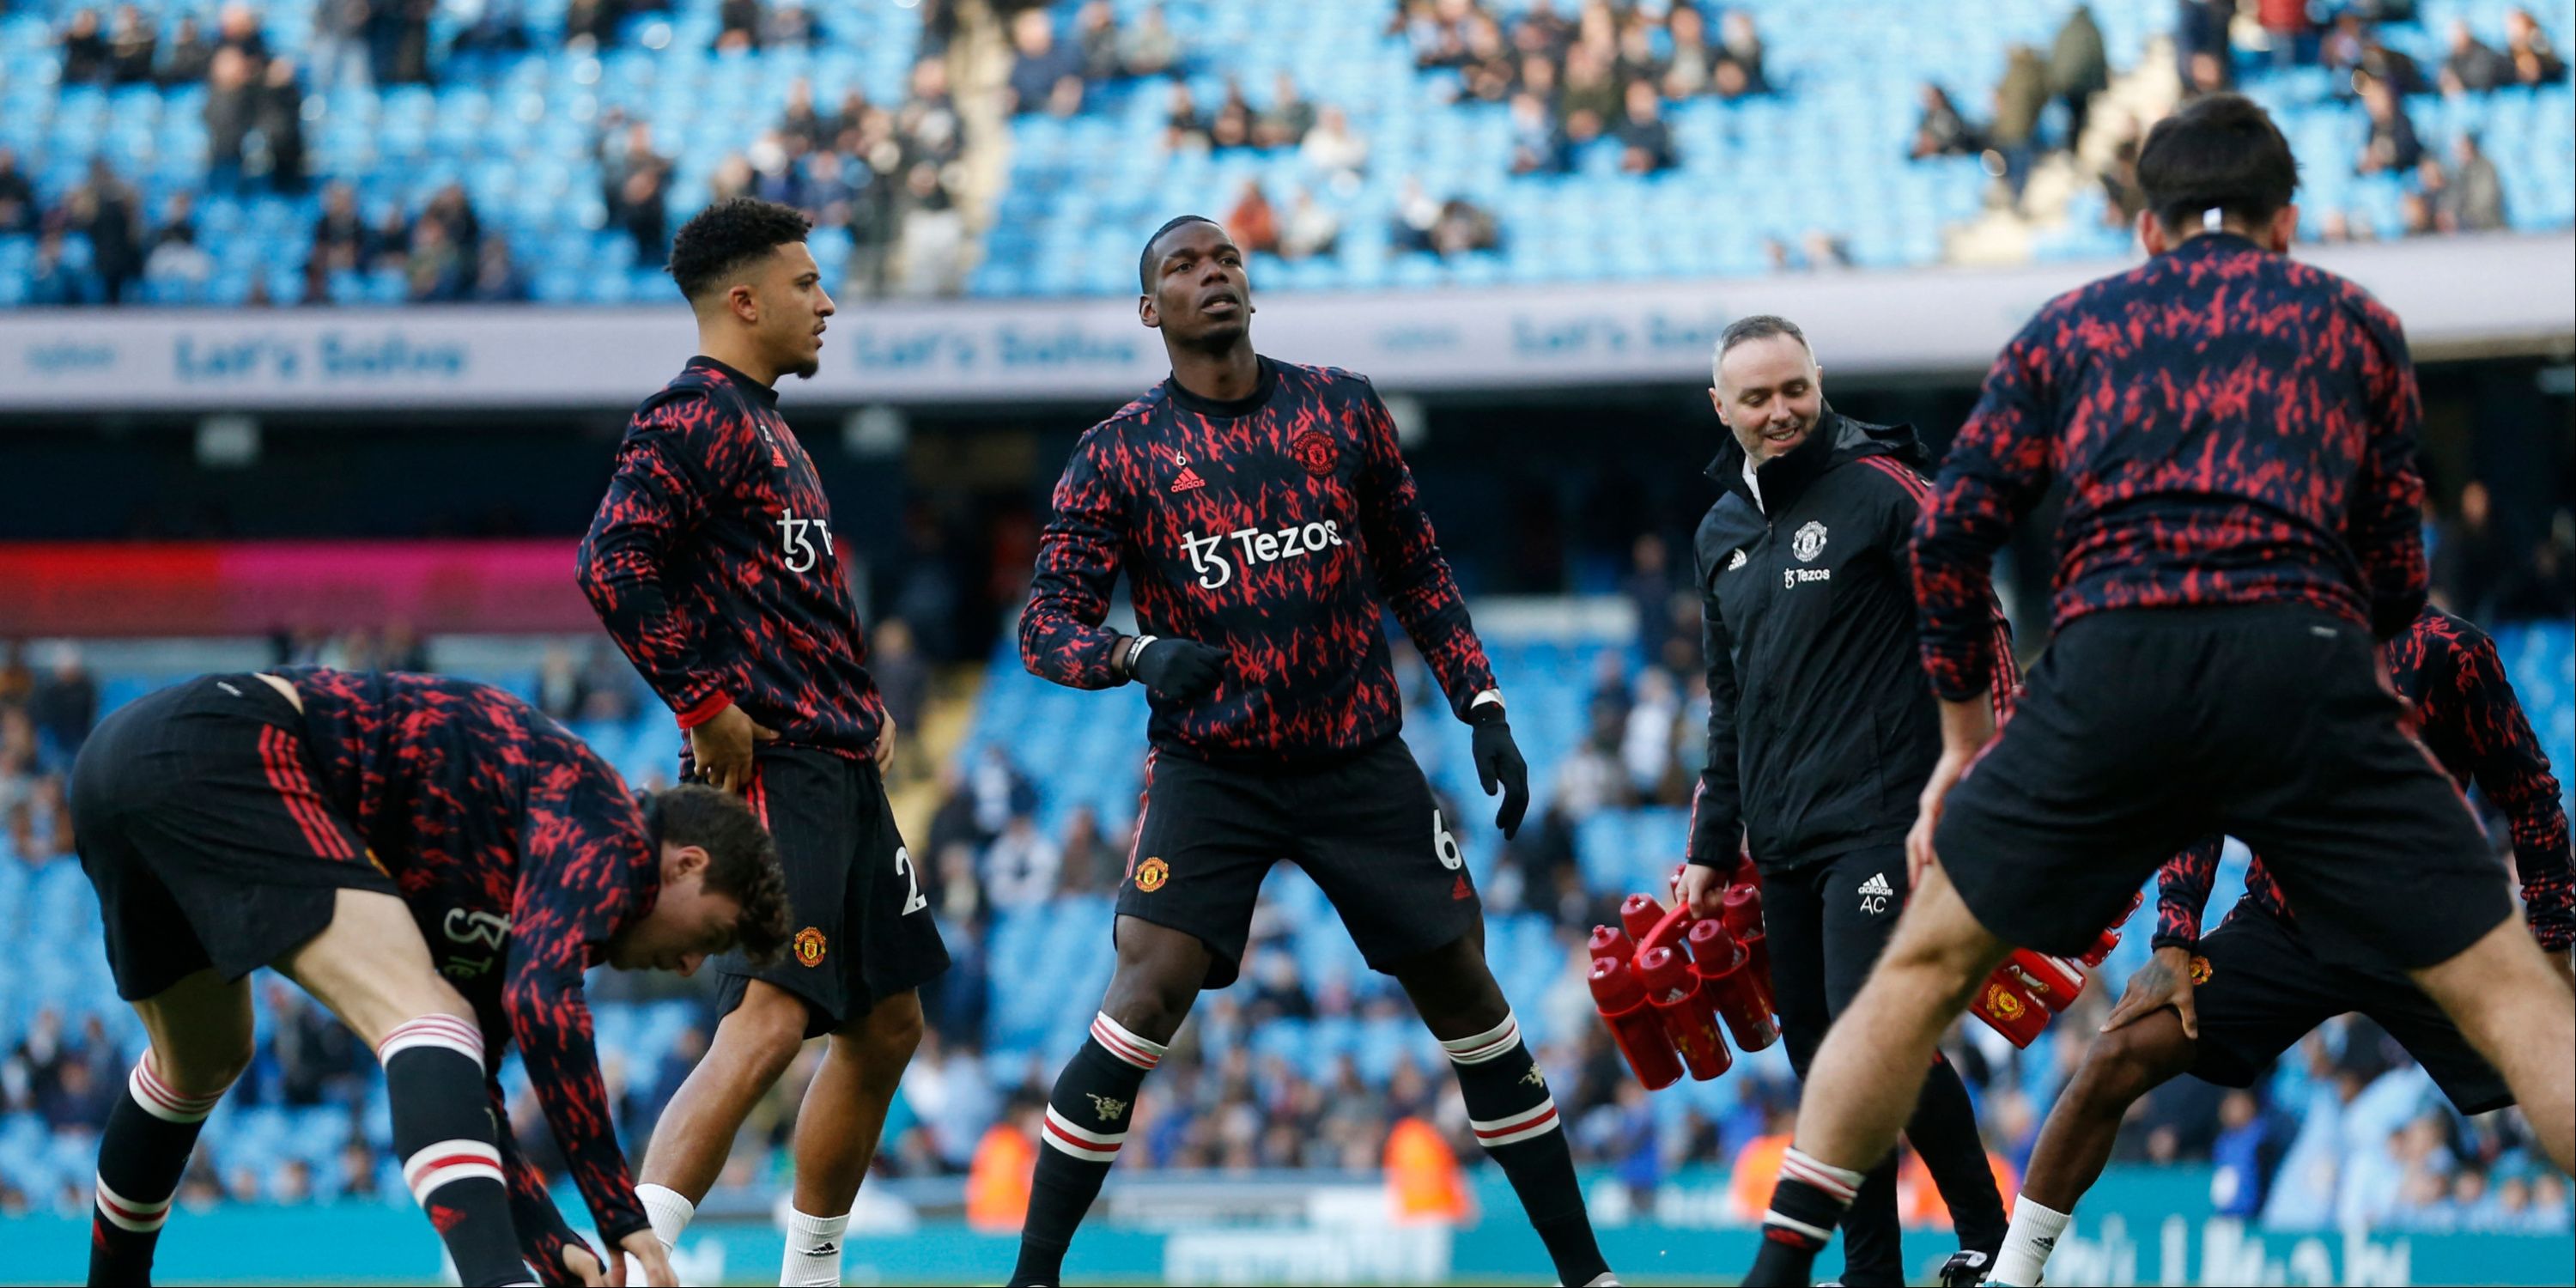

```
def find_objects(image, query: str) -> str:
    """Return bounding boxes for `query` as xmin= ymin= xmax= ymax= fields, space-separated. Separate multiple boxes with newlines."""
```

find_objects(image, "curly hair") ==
xmin=646 ymin=783 xmax=793 ymax=964
xmin=665 ymin=197 xmax=813 ymax=303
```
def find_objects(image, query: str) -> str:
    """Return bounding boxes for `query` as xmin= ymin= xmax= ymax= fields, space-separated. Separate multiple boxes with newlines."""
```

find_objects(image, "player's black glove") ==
xmin=1468 ymin=702 xmax=1529 ymax=839
xmin=1128 ymin=635 xmax=1228 ymax=702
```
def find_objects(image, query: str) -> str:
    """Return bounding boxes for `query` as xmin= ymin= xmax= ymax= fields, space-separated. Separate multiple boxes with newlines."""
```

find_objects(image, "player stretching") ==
xmin=580 ymin=197 xmax=948 ymax=1287
xmin=1738 ymin=94 xmax=2576 ymax=1287
xmin=1006 ymin=215 xmax=1609 ymax=1288
xmin=70 ymin=666 xmax=789 ymax=1288
xmin=1987 ymin=603 xmax=2574 ymax=1285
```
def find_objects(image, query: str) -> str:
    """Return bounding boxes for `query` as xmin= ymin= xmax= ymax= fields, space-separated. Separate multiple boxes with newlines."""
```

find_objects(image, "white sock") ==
xmin=1989 ymin=1197 xmax=2072 ymax=1286
xmin=781 ymin=1207 xmax=850 ymax=1286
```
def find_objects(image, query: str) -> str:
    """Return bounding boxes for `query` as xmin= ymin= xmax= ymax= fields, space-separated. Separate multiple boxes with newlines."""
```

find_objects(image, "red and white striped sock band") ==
xmin=1469 ymin=1097 xmax=1562 ymax=1148
xmin=93 ymin=1176 xmax=175 ymax=1233
xmin=1040 ymin=1104 xmax=1129 ymax=1161
xmin=1089 ymin=1013 xmax=1165 ymax=1072
xmin=402 ymin=1138 xmax=506 ymax=1206
xmin=377 ymin=1014 xmax=486 ymax=1066
xmin=128 ymin=1054 xmax=226 ymax=1125
xmin=1441 ymin=1012 xmax=1522 ymax=1066
xmin=1779 ymin=1146 xmax=1864 ymax=1206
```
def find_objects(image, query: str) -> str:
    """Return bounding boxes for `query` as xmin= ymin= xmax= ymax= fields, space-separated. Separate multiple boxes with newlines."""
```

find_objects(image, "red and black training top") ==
xmin=1021 ymin=356 xmax=1497 ymax=765
xmin=280 ymin=665 xmax=654 ymax=1247
xmin=1915 ymin=232 xmax=2428 ymax=702
xmin=2154 ymin=605 xmax=2576 ymax=951
xmin=580 ymin=356 xmax=886 ymax=760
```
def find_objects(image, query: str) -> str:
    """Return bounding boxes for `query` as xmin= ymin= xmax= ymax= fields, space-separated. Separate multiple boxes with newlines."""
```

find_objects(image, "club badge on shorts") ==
xmin=793 ymin=927 xmax=828 ymax=968
xmin=1134 ymin=856 xmax=1170 ymax=893
xmin=2189 ymin=956 xmax=2213 ymax=985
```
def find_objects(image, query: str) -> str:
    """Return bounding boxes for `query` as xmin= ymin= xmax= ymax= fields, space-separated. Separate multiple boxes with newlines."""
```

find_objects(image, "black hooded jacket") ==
xmin=1685 ymin=406 xmax=2014 ymax=873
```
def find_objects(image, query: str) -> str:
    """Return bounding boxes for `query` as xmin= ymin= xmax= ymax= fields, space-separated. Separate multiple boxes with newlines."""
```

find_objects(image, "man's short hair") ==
xmin=645 ymin=783 xmax=792 ymax=963
xmin=665 ymin=197 xmax=812 ymax=303
xmin=2136 ymin=93 xmax=2300 ymax=233
xmin=1713 ymin=314 xmax=1811 ymax=383
xmin=1139 ymin=214 xmax=1220 ymax=292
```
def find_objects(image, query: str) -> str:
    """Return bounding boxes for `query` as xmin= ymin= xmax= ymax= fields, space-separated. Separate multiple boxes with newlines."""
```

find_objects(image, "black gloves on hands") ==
xmin=1130 ymin=636 xmax=1228 ymax=702
xmin=1468 ymin=704 xmax=1530 ymax=839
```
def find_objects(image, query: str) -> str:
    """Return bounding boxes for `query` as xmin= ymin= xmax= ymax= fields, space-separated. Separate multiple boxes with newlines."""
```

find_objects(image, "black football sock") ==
xmin=1744 ymin=1146 xmax=1866 ymax=1287
xmin=1009 ymin=1012 xmax=1163 ymax=1288
xmin=379 ymin=1015 xmax=530 ymax=1287
xmin=1442 ymin=1012 xmax=1609 ymax=1287
xmin=88 ymin=1052 xmax=227 ymax=1287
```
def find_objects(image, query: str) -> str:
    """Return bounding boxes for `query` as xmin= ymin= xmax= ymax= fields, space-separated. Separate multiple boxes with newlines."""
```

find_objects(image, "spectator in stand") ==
xmin=58 ymin=8 xmax=110 ymax=82
xmin=2357 ymin=76 xmax=2423 ymax=175
xmin=562 ymin=0 xmax=625 ymax=47
xmin=1910 ymin=83 xmax=1981 ymax=160
xmin=26 ymin=233 xmax=84 ymax=307
xmin=1509 ymin=90 xmax=1571 ymax=174
xmin=1075 ymin=0 xmax=1121 ymax=82
xmin=376 ymin=0 xmax=437 ymax=85
xmin=1257 ymin=72 xmax=1317 ymax=149
xmin=2506 ymin=7 xmax=2567 ymax=85
xmin=1431 ymin=196 xmax=1499 ymax=256
xmin=106 ymin=4 xmax=157 ymax=84
xmin=1461 ymin=13 xmax=1516 ymax=102
xmin=158 ymin=15 xmax=214 ymax=85
xmin=1279 ymin=187 xmax=1340 ymax=261
xmin=1717 ymin=9 xmax=1768 ymax=94
xmin=2174 ymin=0 xmax=2232 ymax=85
xmin=2049 ymin=4 xmax=2109 ymax=145
xmin=2354 ymin=28 xmax=2427 ymax=95
xmin=1006 ymin=7 xmax=1082 ymax=114
xmin=0 ymin=149 xmax=36 ymax=235
xmin=716 ymin=0 xmax=763 ymax=52
xmin=2435 ymin=134 xmax=2506 ymax=233
xmin=901 ymin=57 xmax=964 ymax=167
xmin=1617 ymin=79 xmax=1676 ymax=174
xmin=307 ymin=0 xmax=369 ymax=94
xmin=403 ymin=217 xmax=466 ymax=301
xmin=1559 ymin=42 xmax=1620 ymax=144
xmin=1392 ymin=176 xmax=1443 ymax=252
xmin=1226 ymin=179 xmax=1281 ymax=254
xmin=1055 ymin=805 xmax=1107 ymax=896
xmin=256 ymin=56 xmax=310 ymax=192
xmin=205 ymin=46 xmax=258 ymax=192
xmin=1163 ymin=80 xmax=1211 ymax=151
xmin=896 ymin=161 xmax=965 ymax=296
xmin=365 ymin=199 xmax=413 ymax=272
xmin=468 ymin=233 xmax=531 ymax=302
xmin=762 ymin=0 xmax=818 ymax=48
xmin=2441 ymin=19 xmax=2515 ymax=94
xmin=982 ymin=812 xmax=1061 ymax=912
xmin=214 ymin=2 xmax=269 ymax=64
xmin=1300 ymin=106 xmax=1370 ymax=190
xmin=142 ymin=194 xmax=215 ymax=295
xmin=64 ymin=160 xmax=143 ymax=307
xmin=1662 ymin=3 xmax=1714 ymax=97
xmin=1210 ymin=79 xmax=1256 ymax=149
xmin=1988 ymin=43 xmax=2048 ymax=197
xmin=779 ymin=80 xmax=829 ymax=149
xmin=2257 ymin=0 xmax=2311 ymax=70
xmin=1121 ymin=3 xmax=1178 ymax=78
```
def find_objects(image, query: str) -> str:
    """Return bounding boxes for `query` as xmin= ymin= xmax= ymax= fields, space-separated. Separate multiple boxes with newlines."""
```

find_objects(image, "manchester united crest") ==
xmin=793 ymin=927 xmax=827 ymax=968
xmin=1134 ymin=856 xmax=1170 ymax=893
xmin=2189 ymin=956 xmax=2213 ymax=986
xmin=1984 ymin=981 xmax=2025 ymax=1021
xmin=1291 ymin=430 xmax=1338 ymax=477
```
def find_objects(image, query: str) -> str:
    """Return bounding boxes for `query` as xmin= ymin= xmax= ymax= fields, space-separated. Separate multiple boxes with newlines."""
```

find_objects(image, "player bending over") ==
xmin=1005 ymin=216 xmax=1612 ymax=1288
xmin=69 ymin=667 xmax=791 ymax=1288
xmin=1986 ymin=604 xmax=2574 ymax=1285
xmin=1737 ymin=94 xmax=2574 ymax=1286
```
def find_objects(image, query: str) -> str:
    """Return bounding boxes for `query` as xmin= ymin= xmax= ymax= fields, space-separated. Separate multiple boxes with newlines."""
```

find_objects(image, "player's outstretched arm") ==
xmin=485 ymin=1071 xmax=607 ymax=1287
xmin=1349 ymin=380 xmax=1498 ymax=719
xmin=1681 ymin=594 xmax=1745 ymax=917
xmin=578 ymin=397 xmax=748 ymax=726
xmin=1914 ymin=326 xmax=2059 ymax=705
xmin=1022 ymin=429 xmax=1133 ymax=690
xmin=2456 ymin=630 xmax=2576 ymax=953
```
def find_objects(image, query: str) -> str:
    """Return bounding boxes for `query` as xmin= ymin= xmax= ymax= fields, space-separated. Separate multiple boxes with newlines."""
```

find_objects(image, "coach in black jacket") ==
xmin=1675 ymin=315 xmax=2008 ymax=1286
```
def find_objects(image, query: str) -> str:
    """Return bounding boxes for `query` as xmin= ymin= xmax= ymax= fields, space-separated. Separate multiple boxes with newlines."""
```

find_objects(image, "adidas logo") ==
xmin=1170 ymin=465 xmax=1206 ymax=492
xmin=805 ymin=1241 xmax=840 ymax=1256
xmin=1858 ymin=872 xmax=1893 ymax=897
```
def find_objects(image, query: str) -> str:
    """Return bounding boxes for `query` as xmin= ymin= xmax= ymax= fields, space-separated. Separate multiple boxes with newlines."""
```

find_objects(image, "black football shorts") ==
xmin=2185 ymin=896 xmax=2511 ymax=1114
xmin=714 ymin=747 xmax=950 ymax=1038
xmin=1117 ymin=736 xmax=1481 ymax=989
xmin=1938 ymin=605 xmax=2512 ymax=973
xmin=70 ymin=673 xmax=398 ymax=1001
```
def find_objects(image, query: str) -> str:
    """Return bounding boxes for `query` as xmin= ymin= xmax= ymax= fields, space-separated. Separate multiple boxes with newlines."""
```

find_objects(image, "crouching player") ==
xmin=69 ymin=667 xmax=793 ymax=1287
xmin=1989 ymin=605 xmax=2576 ymax=1286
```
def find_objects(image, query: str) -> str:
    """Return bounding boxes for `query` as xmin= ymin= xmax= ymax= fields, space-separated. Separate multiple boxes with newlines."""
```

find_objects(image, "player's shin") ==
xmin=88 ymin=1053 xmax=228 ymax=1288
xmin=1442 ymin=1012 xmax=1613 ymax=1288
xmin=1008 ymin=1012 xmax=1165 ymax=1288
xmin=1744 ymin=1146 xmax=1867 ymax=1288
xmin=379 ymin=1016 xmax=531 ymax=1287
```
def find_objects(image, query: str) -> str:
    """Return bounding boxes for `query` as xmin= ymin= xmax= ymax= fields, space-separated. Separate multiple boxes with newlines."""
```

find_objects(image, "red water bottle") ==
xmin=1639 ymin=946 xmax=1731 ymax=1080
xmin=2081 ymin=892 xmax=2143 ymax=967
xmin=2002 ymin=950 xmax=2088 ymax=1014
xmin=1590 ymin=955 xmax=1684 ymax=1090
xmin=1619 ymin=893 xmax=1668 ymax=946
xmin=1719 ymin=884 xmax=1773 ymax=1014
xmin=1588 ymin=923 xmax=1634 ymax=963
xmin=1970 ymin=966 xmax=2052 ymax=1048
xmin=1686 ymin=918 xmax=1780 ymax=1052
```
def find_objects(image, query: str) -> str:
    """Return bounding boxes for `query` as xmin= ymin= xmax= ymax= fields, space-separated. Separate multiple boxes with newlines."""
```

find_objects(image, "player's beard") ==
xmin=788 ymin=355 xmax=820 ymax=380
